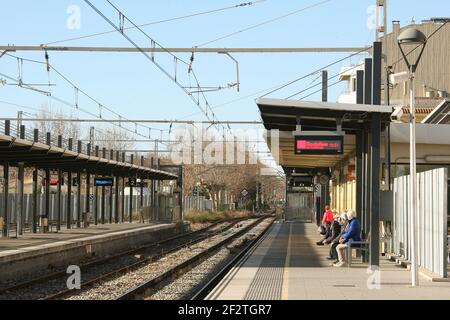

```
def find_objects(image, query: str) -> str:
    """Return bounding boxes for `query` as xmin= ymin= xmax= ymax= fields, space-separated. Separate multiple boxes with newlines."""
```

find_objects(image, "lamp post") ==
xmin=397 ymin=28 xmax=427 ymax=287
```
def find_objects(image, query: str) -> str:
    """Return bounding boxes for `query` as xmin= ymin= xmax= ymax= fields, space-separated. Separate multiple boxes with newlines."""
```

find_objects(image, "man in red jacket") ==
xmin=321 ymin=205 xmax=334 ymax=225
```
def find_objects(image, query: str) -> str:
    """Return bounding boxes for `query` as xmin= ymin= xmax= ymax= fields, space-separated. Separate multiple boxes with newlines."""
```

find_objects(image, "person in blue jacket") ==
xmin=333 ymin=210 xmax=361 ymax=267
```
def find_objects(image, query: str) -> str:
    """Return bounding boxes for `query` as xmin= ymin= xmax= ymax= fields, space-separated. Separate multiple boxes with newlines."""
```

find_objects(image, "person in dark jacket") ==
xmin=316 ymin=221 xmax=332 ymax=245
xmin=334 ymin=210 xmax=361 ymax=267
xmin=324 ymin=215 xmax=342 ymax=245
xmin=328 ymin=212 xmax=348 ymax=261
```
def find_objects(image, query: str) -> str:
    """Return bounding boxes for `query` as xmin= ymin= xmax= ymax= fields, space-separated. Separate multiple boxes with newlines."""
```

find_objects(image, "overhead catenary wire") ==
xmin=83 ymin=0 xmax=228 ymax=134
xmin=260 ymin=46 xmax=371 ymax=98
xmin=195 ymin=0 xmax=332 ymax=47
xmin=286 ymin=21 xmax=450 ymax=102
xmin=285 ymin=62 xmax=365 ymax=100
xmin=176 ymin=51 xmax=369 ymax=120
xmin=0 ymin=71 xmax=165 ymax=142
xmin=3 ymin=52 xmax=166 ymax=135
xmin=44 ymin=1 xmax=267 ymax=46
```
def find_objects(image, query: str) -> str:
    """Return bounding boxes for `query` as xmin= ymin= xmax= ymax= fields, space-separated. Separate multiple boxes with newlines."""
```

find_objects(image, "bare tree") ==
xmin=34 ymin=104 xmax=81 ymax=141
xmin=93 ymin=127 xmax=135 ymax=152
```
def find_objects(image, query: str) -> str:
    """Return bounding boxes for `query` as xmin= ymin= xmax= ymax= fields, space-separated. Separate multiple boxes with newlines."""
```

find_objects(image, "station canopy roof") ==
xmin=0 ymin=134 xmax=178 ymax=180
xmin=257 ymin=98 xmax=393 ymax=170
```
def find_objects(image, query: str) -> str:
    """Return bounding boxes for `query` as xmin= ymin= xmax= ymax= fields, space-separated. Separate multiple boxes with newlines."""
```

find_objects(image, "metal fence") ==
xmin=393 ymin=168 xmax=448 ymax=278
xmin=0 ymin=193 xmax=180 ymax=236
xmin=184 ymin=196 xmax=213 ymax=212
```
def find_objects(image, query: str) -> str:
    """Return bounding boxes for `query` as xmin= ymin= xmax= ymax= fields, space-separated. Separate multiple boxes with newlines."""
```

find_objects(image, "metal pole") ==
xmin=45 ymin=168 xmax=51 ymax=232
xmin=372 ymin=42 xmax=382 ymax=106
xmin=121 ymin=152 xmax=125 ymax=223
xmin=32 ymin=168 xmax=38 ymax=233
xmin=32 ymin=129 xmax=39 ymax=234
xmin=101 ymin=148 xmax=106 ymax=225
xmin=140 ymin=156 xmax=144 ymax=222
xmin=76 ymin=141 xmax=82 ymax=228
xmin=17 ymin=111 xmax=23 ymax=137
xmin=121 ymin=176 xmax=125 ymax=223
xmin=370 ymin=113 xmax=381 ymax=268
xmin=356 ymin=70 xmax=364 ymax=104
xmin=41 ymin=133 xmax=51 ymax=234
xmin=77 ymin=172 xmax=82 ymax=228
xmin=101 ymin=184 xmax=105 ymax=224
xmin=0 ymin=45 xmax=370 ymax=53
xmin=409 ymin=67 xmax=419 ymax=286
xmin=17 ymin=163 xmax=24 ymax=236
xmin=85 ymin=143 xmax=91 ymax=223
xmin=156 ymin=158 xmax=161 ymax=221
xmin=57 ymin=133 xmax=63 ymax=232
xmin=115 ymin=175 xmax=119 ymax=223
xmin=151 ymin=157 xmax=155 ymax=221
xmin=322 ymin=70 xmax=328 ymax=102
xmin=2 ymin=162 xmax=9 ymax=237
xmin=129 ymin=154 xmax=134 ymax=223
xmin=180 ymin=166 xmax=184 ymax=221
xmin=94 ymin=146 xmax=99 ymax=225
xmin=362 ymin=131 xmax=370 ymax=241
xmin=109 ymin=185 xmax=113 ymax=224
xmin=57 ymin=169 xmax=62 ymax=231
xmin=67 ymin=138 xmax=73 ymax=229
xmin=364 ymin=58 xmax=373 ymax=105
xmin=356 ymin=131 xmax=363 ymax=221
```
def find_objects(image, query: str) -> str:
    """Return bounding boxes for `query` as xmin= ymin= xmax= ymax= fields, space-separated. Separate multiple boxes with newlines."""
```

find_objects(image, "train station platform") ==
xmin=0 ymin=222 xmax=187 ymax=282
xmin=207 ymin=220 xmax=450 ymax=300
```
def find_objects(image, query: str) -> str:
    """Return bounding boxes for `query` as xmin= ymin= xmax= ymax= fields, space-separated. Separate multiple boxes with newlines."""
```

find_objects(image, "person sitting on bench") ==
xmin=316 ymin=221 xmax=332 ymax=245
xmin=324 ymin=213 xmax=342 ymax=245
xmin=333 ymin=210 xmax=361 ymax=267
xmin=328 ymin=212 xmax=347 ymax=262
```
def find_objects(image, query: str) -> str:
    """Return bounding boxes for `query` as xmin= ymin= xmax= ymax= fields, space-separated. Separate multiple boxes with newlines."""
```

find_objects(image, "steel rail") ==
xmin=0 ymin=219 xmax=231 ymax=296
xmin=43 ymin=218 xmax=249 ymax=300
xmin=116 ymin=215 xmax=274 ymax=300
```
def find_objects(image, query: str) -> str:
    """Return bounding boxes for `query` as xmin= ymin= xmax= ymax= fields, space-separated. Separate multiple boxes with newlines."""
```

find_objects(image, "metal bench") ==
xmin=347 ymin=233 xmax=392 ymax=267
xmin=347 ymin=240 xmax=370 ymax=267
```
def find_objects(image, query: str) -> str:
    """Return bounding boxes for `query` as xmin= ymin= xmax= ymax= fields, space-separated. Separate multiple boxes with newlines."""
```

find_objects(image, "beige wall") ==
xmin=330 ymin=141 xmax=450 ymax=214
xmin=331 ymin=179 xmax=356 ymax=214
xmin=383 ymin=21 xmax=450 ymax=105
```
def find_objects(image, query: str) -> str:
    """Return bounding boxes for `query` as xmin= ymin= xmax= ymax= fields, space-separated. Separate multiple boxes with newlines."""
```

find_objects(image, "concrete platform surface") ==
xmin=0 ymin=222 xmax=171 ymax=254
xmin=208 ymin=220 xmax=450 ymax=300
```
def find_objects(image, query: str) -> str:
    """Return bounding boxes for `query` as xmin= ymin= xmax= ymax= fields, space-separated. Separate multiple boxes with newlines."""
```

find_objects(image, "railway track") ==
xmin=115 ymin=216 xmax=275 ymax=300
xmin=0 ymin=218 xmax=244 ymax=300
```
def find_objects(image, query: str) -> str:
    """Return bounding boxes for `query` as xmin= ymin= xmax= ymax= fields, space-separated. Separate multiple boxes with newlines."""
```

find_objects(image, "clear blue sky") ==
xmin=0 ymin=0 xmax=447 ymax=141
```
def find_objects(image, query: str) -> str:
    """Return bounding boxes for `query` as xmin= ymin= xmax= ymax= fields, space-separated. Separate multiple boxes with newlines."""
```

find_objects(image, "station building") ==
xmin=260 ymin=19 xmax=450 ymax=278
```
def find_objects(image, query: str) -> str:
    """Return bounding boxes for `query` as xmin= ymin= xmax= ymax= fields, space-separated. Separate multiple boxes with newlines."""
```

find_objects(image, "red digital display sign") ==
xmin=294 ymin=135 xmax=344 ymax=155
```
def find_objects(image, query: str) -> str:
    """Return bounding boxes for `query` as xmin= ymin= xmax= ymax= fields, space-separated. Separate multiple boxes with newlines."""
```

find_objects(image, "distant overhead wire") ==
xmin=276 ymin=22 xmax=449 ymax=101
xmin=2 ymin=52 xmax=166 ymax=137
xmin=83 ymin=0 xmax=229 ymax=134
xmin=44 ymin=1 xmax=267 ymax=46
xmin=0 ymin=71 xmax=164 ymax=142
xmin=260 ymin=46 xmax=370 ymax=98
xmin=175 ymin=48 xmax=369 ymax=120
xmin=286 ymin=62 xmax=365 ymax=99
xmin=195 ymin=0 xmax=332 ymax=47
